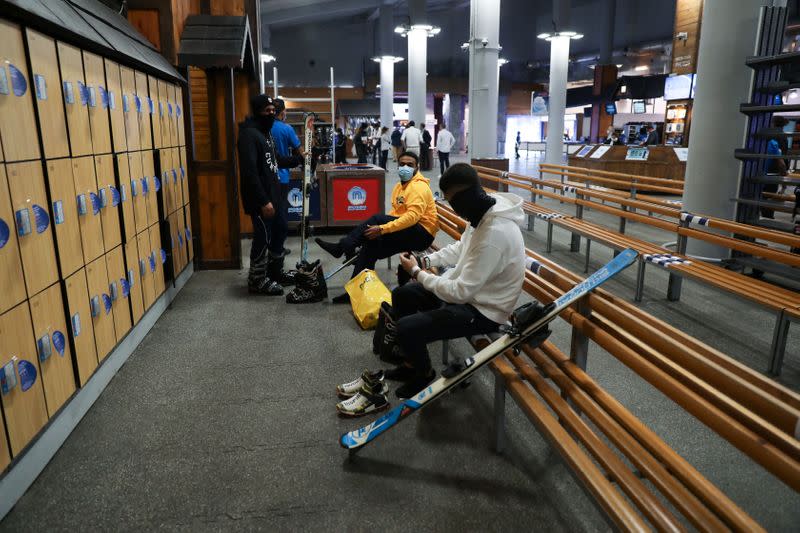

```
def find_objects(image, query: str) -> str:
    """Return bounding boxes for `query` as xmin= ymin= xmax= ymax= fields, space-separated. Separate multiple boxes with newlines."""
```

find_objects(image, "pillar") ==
xmin=448 ymin=94 xmax=466 ymax=153
xmin=378 ymin=4 xmax=395 ymax=128
xmin=544 ymin=35 xmax=570 ymax=166
xmin=407 ymin=0 xmax=427 ymax=125
xmin=467 ymin=0 xmax=501 ymax=158
xmin=590 ymin=0 xmax=617 ymax=142
xmin=682 ymin=0 xmax=766 ymax=258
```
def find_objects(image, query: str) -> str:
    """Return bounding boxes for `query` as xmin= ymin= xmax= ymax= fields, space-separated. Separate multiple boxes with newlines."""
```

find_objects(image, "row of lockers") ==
xmin=0 ymin=148 xmax=190 ymax=317
xmin=0 ymin=19 xmax=186 ymax=164
xmin=0 ymin=205 xmax=194 ymax=470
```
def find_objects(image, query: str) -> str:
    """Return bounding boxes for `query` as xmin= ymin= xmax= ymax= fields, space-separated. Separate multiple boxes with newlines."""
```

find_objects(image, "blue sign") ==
xmin=171 ymin=169 xmax=177 ymax=184
xmin=161 ymin=249 xmax=167 ymax=264
xmin=120 ymin=278 xmax=130 ymax=297
xmin=77 ymin=81 xmax=89 ymax=106
xmin=17 ymin=360 xmax=37 ymax=392
xmin=134 ymin=94 xmax=142 ymax=113
xmin=53 ymin=200 xmax=65 ymax=224
xmin=8 ymin=64 xmax=27 ymax=97
xmin=99 ymin=187 xmax=108 ymax=208
xmin=89 ymin=192 xmax=101 ymax=214
xmin=111 ymin=186 xmax=121 ymax=207
xmin=0 ymin=218 xmax=9 ymax=248
xmin=141 ymin=177 xmax=149 ymax=194
xmin=286 ymin=177 xmax=321 ymax=222
xmin=153 ymin=176 xmax=161 ymax=192
xmin=99 ymin=85 xmax=109 ymax=108
xmin=77 ymin=193 xmax=88 ymax=215
xmin=71 ymin=313 xmax=81 ymax=337
xmin=32 ymin=204 xmax=49 ymax=233
xmin=33 ymin=74 xmax=47 ymax=100
xmin=148 ymin=96 xmax=154 ymax=114
xmin=149 ymin=254 xmax=156 ymax=272
xmin=0 ymin=361 xmax=16 ymax=394
xmin=52 ymin=331 xmax=66 ymax=355
xmin=37 ymin=333 xmax=52 ymax=361
xmin=102 ymin=293 xmax=112 ymax=314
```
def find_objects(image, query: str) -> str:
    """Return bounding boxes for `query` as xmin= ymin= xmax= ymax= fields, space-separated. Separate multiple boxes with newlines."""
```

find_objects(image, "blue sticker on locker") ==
xmin=134 ymin=94 xmax=141 ymax=113
xmin=34 ymin=74 xmax=47 ymax=100
xmin=18 ymin=360 xmax=37 ymax=392
xmin=102 ymin=293 xmax=112 ymax=314
xmin=16 ymin=208 xmax=31 ymax=237
xmin=63 ymin=81 xmax=75 ymax=104
xmin=153 ymin=176 xmax=161 ymax=192
xmin=109 ymin=90 xmax=116 ymax=110
xmin=0 ymin=67 xmax=9 ymax=95
xmin=90 ymin=295 xmax=101 ymax=317
xmin=178 ymin=231 xmax=184 ymax=247
xmin=0 ymin=361 xmax=16 ymax=395
xmin=9 ymin=64 xmax=27 ymax=97
xmin=168 ymin=102 xmax=173 ymax=116
xmin=0 ymin=219 xmax=9 ymax=248
xmin=99 ymin=85 xmax=108 ymax=108
xmin=159 ymin=101 xmax=164 ymax=116
xmin=53 ymin=331 xmax=66 ymax=355
xmin=180 ymin=166 xmax=185 ymax=178
xmin=148 ymin=96 xmax=154 ymax=114
xmin=78 ymin=81 xmax=89 ymax=105
xmin=185 ymin=227 xmax=191 ymax=241
xmin=111 ymin=186 xmax=121 ymax=207
xmin=122 ymin=94 xmax=129 ymax=112
xmin=128 ymin=268 xmax=135 ymax=287
xmin=177 ymin=104 xmax=182 ymax=116
xmin=109 ymin=281 xmax=118 ymax=301
xmin=139 ymin=259 xmax=145 ymax=276
xmin=141 ymin=177 xmax=149 ymax=194
xmin=37 ymin=333 xmax=52 ymax=362
xmin=120 ymin=278 xmax=130 ymax=297
xmin=170 ymin=235 xmax=175 ymax=249
xmin=99 ymin=187 xmax=108 ymax=208
xmin=71 ymin=313 xmax=81 ymax=337
xmin=53 ymin=200 xmax=65 ymax=224
xmin=149 ymin=253 xmax=156 ymax=272
xmin=131 ymin=179 xmax=138 ymax=197
xmin=88 ymin=86 xmax=97 ymax=107
xmin=90 ymin=192 xmax=101 ymax=215
xmin=77 ymin=193 xmax=88 ymax=215
xmin=120 ymin=183 xmax=128 ymax=202
xmin=160 ymin=248 xmax=167 ymax=264
xmin=172 ymin=169 xmax=177 ymax=184
xmin=32 ymin=204 xmax=49 ymax=233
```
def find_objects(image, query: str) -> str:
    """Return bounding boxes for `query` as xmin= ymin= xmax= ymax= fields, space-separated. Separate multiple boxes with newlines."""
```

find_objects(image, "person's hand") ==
xmin=400 ymin=252 xmax=418 ymax=274
xmin=364 ymin=225 xmax=382 ymax=240
xmin=260 ymin=202 xmax=275 ymax=218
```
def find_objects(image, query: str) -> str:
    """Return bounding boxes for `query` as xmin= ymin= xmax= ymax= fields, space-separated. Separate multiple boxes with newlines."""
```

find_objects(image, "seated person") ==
xmin=316 ymin=151 xmax=438 ymax=303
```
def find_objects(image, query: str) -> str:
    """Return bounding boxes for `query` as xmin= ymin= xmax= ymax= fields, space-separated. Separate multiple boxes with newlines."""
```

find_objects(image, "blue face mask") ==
xmin=398 ymin=165 xmax=415 ymax=182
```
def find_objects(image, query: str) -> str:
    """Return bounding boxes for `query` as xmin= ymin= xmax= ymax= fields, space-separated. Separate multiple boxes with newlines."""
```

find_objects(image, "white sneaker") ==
xmin=336 ymin=369 xmax=384 ymax=399
xmin=336 ymin=382 xmax=389 ymax=417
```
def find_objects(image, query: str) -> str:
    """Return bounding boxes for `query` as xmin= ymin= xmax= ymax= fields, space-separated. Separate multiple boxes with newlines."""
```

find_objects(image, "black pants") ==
xmin=420 ymin=144 xmax=430 ymax=169
xmin=339 ymin=214 xmax=434 ymax=278
xmin=439 ymin=152 xmax=450 ymax=174
xmin=379 ymin=150 xmax=389 ymax=169
xmin=335 ymin=148 xmax=347 ymax=163
xmin=356 ymin=146 xmax=367 ymax=164
xmin=392 ymin=282 xmax=500 ymax=371
xmin=253 ymin=184 xmax=289 ymax=260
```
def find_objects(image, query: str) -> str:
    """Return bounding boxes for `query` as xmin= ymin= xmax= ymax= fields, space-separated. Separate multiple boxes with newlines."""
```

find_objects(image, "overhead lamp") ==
xmin=498 ymin=58 xmax=509 ymax=66
xmin=537 ymin=31 xmax=584 ymax=41
xmin=589 ymin=63 xmax=623 ymax=69
xmin=395 ymin=23 xmax=441 ymax=38
xmin=371 ymin=55 xmax=404 ymax=63
xmin=634 ymin=65 xmax=649 ymax=71
xmin=260 ymin=54 xmax=276 ymax=63
xmin=461 ymin=42 xmax=470 ymax=50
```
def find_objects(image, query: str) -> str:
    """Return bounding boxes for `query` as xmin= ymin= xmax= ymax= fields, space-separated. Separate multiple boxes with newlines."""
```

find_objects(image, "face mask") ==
xmin=449 ymin=185 xmax=496 ymax=227
xmin=256 ymin=114 xmax=275 ymax=133
xmin=398 ymin=165 xmax=415 ymax=182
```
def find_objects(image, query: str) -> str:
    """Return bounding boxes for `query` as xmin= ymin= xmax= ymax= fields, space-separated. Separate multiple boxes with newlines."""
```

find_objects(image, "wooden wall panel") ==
xmin=184 ymin=205 xmax=194 ymax=262
xmin=45 ymin=159 xmax=84 ymax=277
xmin=135 ymin=71 xmax=153 ymax=150
xmin=95 ymin=154 xmax=121 ymax=250
xmin=141 ymin=150 xmax=158 ymax=226
xmin=177 ymin=85 xmax=186 ymax=146
xmin=57 ymin=42 xmax=93 ymax=157
xmin=123 ymin=239 xmax=144 ymax=325
xmin=127 ymin=9 xmax=161 ymax=51
xmin=0 ymin=20 xmax=40 ymax=163
xmin=115 ymin=153 xmax=136 ymax=242
xmin=672 ymin=0 xmax=704 ymax=74
xmin=105 ymin=245 xmax=132 ymax=340
xmin=82 ymin=52 xmax=112 ymax=154
xmin=195 ymin=168 xmax=233 ymax=263
xmin=149 ymin=76 xmax=163 ymax=149
xmin=63 ymin=268 xmax=97 ymax=385
xmin=120 ymin=66 xmax=140 ymax=151
xmin=6 ymin=161 xmax=59 ymax=298
xmin=128 ymin=151 xmax=148 ymax=234
xmin=29 ymin=283 xmax=76 ymax=417
xmin=0 ymin=164 xmax=28 ymax=315
xmin=104 ymin=60 xmax=127 ymax=153
xmin=85 ymin=254 xmax=116 ymax=360
xmin=25 ymin=29 xmax=70 ymax=159
xmin=72 ymin=156 xmax=105 ymax=264
xmin=136 ymin=231 xmax=155 ymax=310
xmin=189 ymin=67 xmax=211 ymax=160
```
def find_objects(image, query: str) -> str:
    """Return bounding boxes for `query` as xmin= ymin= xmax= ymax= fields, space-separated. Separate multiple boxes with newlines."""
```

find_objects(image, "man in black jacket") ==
xmin=238 ymin=94 xmax=303 ymax=295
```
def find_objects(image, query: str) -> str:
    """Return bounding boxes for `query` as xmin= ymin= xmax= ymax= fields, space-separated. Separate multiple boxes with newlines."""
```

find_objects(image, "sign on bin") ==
xmin=331 ymin=179 xmax=380 ymax=222
xmin=286 ymin=178 xmax=321 ymax=222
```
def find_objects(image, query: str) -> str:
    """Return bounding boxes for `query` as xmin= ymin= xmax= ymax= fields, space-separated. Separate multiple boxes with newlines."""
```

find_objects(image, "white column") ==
xmin=380 ymin=57 xmax=395 ymax=128
xmin=467 ymin=0 xmax=501 ymax=158
xmin=407 ymin=27 xmax=427 ymax=125
xmin=544 ymin=35 xmax=570 ymax=166
xmin=682 ymin=0 xmax=765 ymax=258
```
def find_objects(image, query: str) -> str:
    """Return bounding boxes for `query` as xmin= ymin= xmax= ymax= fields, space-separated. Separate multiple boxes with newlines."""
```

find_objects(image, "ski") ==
xmin=339 ymin=248 xmax=639 ymax=451
xmin=300 ymin=112 xmax=315 ymax=264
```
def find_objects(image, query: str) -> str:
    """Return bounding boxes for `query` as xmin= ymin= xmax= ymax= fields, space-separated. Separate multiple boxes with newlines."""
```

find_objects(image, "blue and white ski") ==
xmin=340 ymin=248 xmax=639 ymax=451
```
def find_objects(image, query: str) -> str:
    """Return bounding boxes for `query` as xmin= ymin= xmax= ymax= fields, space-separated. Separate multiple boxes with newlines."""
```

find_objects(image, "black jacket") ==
xmin=237 ymin=117 xmax=302 ymax=215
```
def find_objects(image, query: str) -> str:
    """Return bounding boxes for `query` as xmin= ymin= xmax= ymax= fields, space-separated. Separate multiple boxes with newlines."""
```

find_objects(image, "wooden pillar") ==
xmin=589 ymin=64 xmax=617 ymax=142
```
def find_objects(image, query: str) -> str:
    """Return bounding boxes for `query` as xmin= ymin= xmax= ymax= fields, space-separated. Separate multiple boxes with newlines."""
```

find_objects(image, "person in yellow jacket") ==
xmin=316 ymin=151 xmax=438 ymax=303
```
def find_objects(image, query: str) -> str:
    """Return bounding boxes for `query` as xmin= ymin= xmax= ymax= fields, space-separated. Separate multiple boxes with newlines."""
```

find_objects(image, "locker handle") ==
xmin=122 ymin=93 xmax=129 ymax=113
xmin=0 ymin=359 xmax=18 ymax=395
xmin=99 ymin=187 xmax=108 ymax=208
xmin=120 ymin=183 xmax=128 ymax=202
xmin=148 ymin=96 xmax=154 ymax=114
xmin=159 ymin=101 xmax=164 ymax=116
xmin=130 ymin=179 xmax=138 ymax=197
xmin=77 ymin=81 xmax=89 ymax=106
xmin=141 ymin=177 xmax=149 ymax=195
xmin=168 ymin=102 xmax=173 ymax=116
xmin=0 ymin=218 xmax=9 ymax=248
xmin=77 ymin=193 xmax=88 ymax=215
xmin=8 ymin=64 xmax=28 ymax=97
xmin=15 ymin=207 xmax=31 ymax=237
xmin=89 ymin=192 xmax=101 ymax=215
xmin=63 ymin=81 xmax=75 ymax=105
xmin=102 ymin=294 xmax=112 ymax=315
xmin=127 ymin=269 xmax=135 ymax=287
xmin=99 ymin=85 xmax=109 ymax=109
xmin=180 ymin=167 xmax=185 ymax=179
xmin=149 ymin=252 xmax=156 ymax=273
xmin=110 ymin=186 xmax=121 ymax=207
xmin=90 ymin=295 xmax=101 ymax=318
xmin=120 ymin=278 xmax=130 ymax=298
xmin=53 ymin=200 xmax=65 ymax=225
xmin=176 ymin=104 xmax=182 ymax=117
xmin=139 ymin=259 xmax=146 ymax=277
xmin=88 ymin=85 xmax=97 ymax=108
xmin=153 ymin=176 xmax=161 ymax=192
xmin=185 ymin=227 xmax=191 ymax=241
xmin=160 ymin=249 xmax=167 ymax=264
xmin=178 ymin=231 xmax=184 ymax=247
xmin=37 ymin=333 xmax=52 ymax=362
xmin=109 ymin=281 xmax=118 ymax=301
xmin=134 ymin=94 xmax=142 ymax=113
xmin=33 ymin=73 xmax=47 ymax=100
xmin=109 ymin=90 xmax=116 ymax=110
xmin=171 ymin=169 xmax=177 ymax=184
xmin=71 ymin=313 xmax=81 ymax=337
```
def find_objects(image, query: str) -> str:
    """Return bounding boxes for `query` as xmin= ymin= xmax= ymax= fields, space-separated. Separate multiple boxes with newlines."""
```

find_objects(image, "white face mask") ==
xmin=398 ymin=165 xmax=415 ymax=182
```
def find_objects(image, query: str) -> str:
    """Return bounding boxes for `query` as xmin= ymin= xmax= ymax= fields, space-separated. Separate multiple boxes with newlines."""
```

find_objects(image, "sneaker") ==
xmin=336 ymin=382 xmax=390 ymax=417
xmin=248 ymin=277 xmax=283 ymax=296
xmin=384 ymin=365 xmax=417 ymax=382
xmin=336 ymin=369 xmax=385 ymax=399
xmin=315 ymin=238 xmax=344 ymax=259
xmin=395 ymin=370 xmax=436 ymax=399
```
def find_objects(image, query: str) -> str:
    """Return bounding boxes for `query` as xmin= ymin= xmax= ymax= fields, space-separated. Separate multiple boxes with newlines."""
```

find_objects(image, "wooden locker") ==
xmin=148 ymin=76 xmax=163 ymax=149
xmin=176 ymin=85 xmax=186 ymax=146
xmin=168 ymin=84 xmax=179 ymax=147
xmin=94 ymin=154 xmax=121 ymax=250
xmin=85 ymin=254 xmax=116 ymax=360
xmin=72 ymin=156 xmax=105 ymax=264
xmin=180 ymin=146 xmax=189 ymax=207
xmin=184 ymin=206 xmax=194 ymax=262
xmin=0 ymin=302 xmax=49 ymax=456
xmin=158 ymin=148 xmax=171 ymax=216
xmin=134 ymin=71 xmax=152 ymax=150
xmin=141 ymin=150 xmax=159 ymax=226
xmin=45 ymin=159 xmax=84 ymax=277
xmin=171 ymin=147 xmax=184 ymax=209
xmin=168 ymin=148 xmax=180 ymax=214
xmin=0 ymin=165 xmax=27 ymax=315
xmin=176 ymin=208 xmax=187 ymax=273
xmin=115 ymin=153 xmax=135 ymax=242
xmin=63 ymin=268 xmax=97 ymax=385
xmin=6 ymin=161 xmax=59 ymax=298
xmin=105 ymin=245 xmax=131 ymax=339
xmin=56 ymin=42 xmax=93 ymax=157
xmin=28 ymin=283 xmax=76 ymax=417
xmin=169 ymin=211 xmax=182 ymax=277
xmin=120 ymin=66 xmax=139 ymax=151
xmin=158 ymin=80 xmax=174 ymax=147
xmin=128 ymin=151 xmax=148 ymax=234
xmin=25 ymin=29 xmax=70 ymax=159
xmin=148 ymin=224 xmax=165 ymax=298
xmin=0 ymin=20 xmax=40 ymax=163
xmin=136 ymin=230 xmax=155 ymax=310
xmin=104 ymin=59 xmax=127 ymax=153
xmin=123 ymin=239 xmax=144 ymax=325
xmin=82 ymin=51 xmax=111 ymax=154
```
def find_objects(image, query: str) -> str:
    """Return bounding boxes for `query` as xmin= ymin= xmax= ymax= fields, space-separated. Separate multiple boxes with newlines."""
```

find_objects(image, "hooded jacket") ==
xmin=237 ymin=116 xmax=302 ymax=215
xmin=417 ymin=193 xmax=526 ymax=324
xmin=380 ymin=172 xmax=439 ymax=237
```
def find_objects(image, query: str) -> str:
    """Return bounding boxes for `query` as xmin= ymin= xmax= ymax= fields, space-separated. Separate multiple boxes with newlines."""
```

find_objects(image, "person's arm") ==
xmin=426 ymin=240 xmax=462 ymax=268
xmin=277 ymin=154 xmax=303 ymax=169
xmin=379 ymin=188 xmax=428 ymax=234
xmin=238 ymin=132 xmax=270 ymax=206
xmin=417 ymin=241 xmax=502 ymax=304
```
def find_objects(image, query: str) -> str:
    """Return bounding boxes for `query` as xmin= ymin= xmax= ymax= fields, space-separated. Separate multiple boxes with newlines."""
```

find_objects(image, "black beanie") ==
xmin=440 ymin=163 xmax=479 ymax=193
xmin=250 ymin=94 xmax=274 ymax=114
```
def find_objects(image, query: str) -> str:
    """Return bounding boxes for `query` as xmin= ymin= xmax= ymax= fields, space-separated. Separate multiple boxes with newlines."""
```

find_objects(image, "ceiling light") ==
xmin=634 ymin=65 xmax=649 ymax=71
xmin=537 ymin=31 xmax=584 ymax=41
xmin=620 ymin=85 xmax=627 ymax=93
xmin=260 ymin=54 xmax=275 ymax=63
xmin=371 ymin=55 xmax=404 ymax=63
xmin=395 ymin=23 xmax=440 ymax=38
xmin=498 ymin=58 xmax=509 ymax=66
xmin=461 ymin=42 xmax=470 ymax=50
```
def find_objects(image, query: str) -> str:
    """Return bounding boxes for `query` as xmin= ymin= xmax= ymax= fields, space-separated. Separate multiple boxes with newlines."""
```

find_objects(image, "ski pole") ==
xmin=324 ymin=255 xmax=358 ymax=281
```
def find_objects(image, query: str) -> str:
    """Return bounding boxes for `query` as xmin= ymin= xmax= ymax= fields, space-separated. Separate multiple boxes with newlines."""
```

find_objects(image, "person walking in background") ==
xmin=391 ymin=126 xmax=403 ymax=162
xmin=370 ymin=121 xmax=381 ymax=165
xmin=420 ymin=124 xmax=432 ymax=170
xmin=514 ymin=131 xmax=521 ymax=159
xmin=401 ymin=120 xmax=422 ymax=157
xmin=355 ymin=122 xmax=369 ymax=164
xmin=436 ymin=124 xmax=455 ymax=176
xmin=334 ymin=127 xmax=347 ymax=163
xmin=379 ymin=126 xmax=391 ymax=170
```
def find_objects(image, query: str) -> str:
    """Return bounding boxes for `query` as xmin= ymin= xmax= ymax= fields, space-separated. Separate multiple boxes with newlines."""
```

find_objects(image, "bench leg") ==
xmin=634 ymin=259 xmax=646 ymax=302
xmin=493 ymin=373 xmax=506 ymax=453
xmin=546 ymin=223 xmax=553 ymax=253
xmin=666 ymin=271 xmax=683 ymax=302
xmin=527 ymin=214 xmax=535 ymax=232
xmin=387 ymin=256 xmax=392 ymax=271
xmin=441 ymin=339 xmax=449 ymax=366
xmin=570 ymin=233 xmax=581 ymax=253
xmin=769 ymin=311 xmax=790 ymax=376
xmin=584 ymin=239 xmax=591 ymax=273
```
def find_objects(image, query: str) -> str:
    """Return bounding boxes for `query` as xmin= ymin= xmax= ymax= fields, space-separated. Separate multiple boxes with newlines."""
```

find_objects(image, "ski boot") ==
xmin=248 ymin=257 xmax=283 ymax=296
xmin=336 ymin=369 xmax=385 ymax=399
xmin=336 ymin=379 xmax=390 ymax=417
xmin=286 ymin=260 xmax=328 ymax=303
xmin=268 ymin=252 xmax=297 ymax=286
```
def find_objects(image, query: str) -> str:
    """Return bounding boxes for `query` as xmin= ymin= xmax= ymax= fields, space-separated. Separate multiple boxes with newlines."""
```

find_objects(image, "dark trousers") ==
xmin=335 ymin=148 xmax=347 ymax=163
xmin=250 ymin=214 xmax=270 ymax=263
xmin=420 ymin=144 xmax=430 ymax=169
xmin=439 ymin=152 xmax=450 ymax=174
xmin=392 ymin=282 xmax=500 ymax=371
xmin=340 ymin=214 xmax=434 ymax=278
xmin=379 ymin=150 xmax=389 ymax=169
xmin=252 ymin=184 xmax=289 ymax=260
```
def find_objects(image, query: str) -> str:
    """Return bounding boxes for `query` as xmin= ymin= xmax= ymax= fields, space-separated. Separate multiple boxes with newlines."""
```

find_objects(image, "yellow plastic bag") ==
xmin=344 ymin=269 xmax=392 ymax=329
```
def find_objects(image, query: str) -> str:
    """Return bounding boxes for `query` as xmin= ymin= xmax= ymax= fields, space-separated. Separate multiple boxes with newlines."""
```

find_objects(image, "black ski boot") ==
xmin=248 ymin=257 xmax=283 ymax=296
xmin=373 ymin=302 xmax=395 ymax=354
xmin=286 ymin=260 xmax=328 ymax=303
xmin=268 ymin=252 xmax=297 ymax=286
xmin=315 ymin=238 xmax=344 ymax=258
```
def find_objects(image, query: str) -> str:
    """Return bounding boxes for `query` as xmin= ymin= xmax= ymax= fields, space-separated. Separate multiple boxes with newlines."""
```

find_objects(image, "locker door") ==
xmin=149 ymin=76 xmax=163 ymax=149
xmin=168 ymin=84 xmax=179 ymax=147
xmin=25 ymin=29 xmax=69 ymax=159
xmin=104 ymin=59 xmax=127 ymax=153
xmin=158 ymin=148 xmax=171 ymax=216
xmin=72 ymin=156 xmax=105 ymax=263
xmin=123 ymin=239 xmax=144 ymax=325
xmin=115 ymin=153 xmax=135 ymax=242
xmin=28 ymin=283 xmax=76 ymax=417
xmin=148 ymin=225 xmax=165 ymax=298
xmin=0 ymin=20 xmax=40 ymax=162
xmin=135 ymin=71 xmax=152 ymax=150
xmin=172 ymin=147 xmax=184 ymax=209
xmin=0 ymin=165 xmax=27 ymax=315
xmin=120 ymin=66 xmax=139 ymax=151
xmin=63 ymin=268 xmax=97 ymax=385
xmin=176 ymin=85 xmax=186 ymax=146
xmin=105 ymin=245 xmax=131 ymax=339
xmin=94 ymin=154 xmax=121 ymax=250
xmin=128 ymin=151 xmax=148 ymax=234
xmin=85 ymin=255 xmax=116 ymax=360
xmin=168 ymin=148 xmax=179 ymax=214
xmin=141 ymin=150 xmax=159 ymax=226
xmin=174 ymin=208 xmax=185 ymax=273
xmin=0 ymin=302 xmax=49 ymax=456
xmin=158 ymin=80 xmax=173 ymax=147
xmin=179 ymin=146 xmax=189 ymax=207
xmin=169 ymin=211 xmax=182 ymax=277
xmin=6 ymin=161 xmax=59 ymax=297
xmin=82 ymin=51 xmax=111 ymax=155
xmin=184 ymin=206 xmax=194 ymax=262
xmin=56 ymin=42 xmax=93 ymax=157
xmin=137 ymin=231 xmax=155 ymax=310
xmin=45 ymin=159 xmax=84 ymax=277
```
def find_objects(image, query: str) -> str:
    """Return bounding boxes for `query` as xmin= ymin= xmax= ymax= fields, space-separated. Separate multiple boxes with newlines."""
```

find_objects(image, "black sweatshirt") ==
xmin=237 ymin=116 xmax=302 ymax=215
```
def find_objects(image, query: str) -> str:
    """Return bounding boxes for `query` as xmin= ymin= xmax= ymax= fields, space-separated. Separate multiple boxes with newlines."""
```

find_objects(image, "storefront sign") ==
xmin=626 ymin=148 xmax=649 ymax=161
xmin=286 ymin=178 xmax=321 ymax=222
xmin=331 ymin=179 xmax=381 ymax=222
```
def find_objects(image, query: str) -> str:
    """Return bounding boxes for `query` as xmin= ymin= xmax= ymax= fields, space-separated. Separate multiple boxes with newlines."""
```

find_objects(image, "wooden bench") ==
xmin=435 ymin=205 xmax=800 ymax=531
xmin=539 ymin=162 xmax=685 ymax=195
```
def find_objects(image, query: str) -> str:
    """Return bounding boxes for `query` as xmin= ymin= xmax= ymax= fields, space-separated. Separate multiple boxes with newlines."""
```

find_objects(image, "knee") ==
xmin=391 ymin=283 xmax=414 ymax=309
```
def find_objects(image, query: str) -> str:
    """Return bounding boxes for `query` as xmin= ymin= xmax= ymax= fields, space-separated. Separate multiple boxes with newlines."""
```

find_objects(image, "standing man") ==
xmin=271 ymin=98 xmax=303 ymax=258
xmin=238 ymin=94 xmax=303 ymax=295
xmin=391 ymin=126 xmax=403 ymax=162
xmin=420 ymin=124 xmax=432 ymax=170
xmin=515 ymin=131 xmax=521 ymax=159
xmin=401 ymin=120 xmax=422 ymax=157
xmin=640 ymin=125 xmax=660 ymax=146
xmin=436 ymin=124 xmax=455 ymax=176
xmin=335 ymin=127 xmax=347 ymax=163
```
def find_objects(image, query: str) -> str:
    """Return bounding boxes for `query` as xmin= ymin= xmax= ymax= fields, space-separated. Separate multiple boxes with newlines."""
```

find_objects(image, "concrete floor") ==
xmin=2 ymin=154 xmax=799 ymax=531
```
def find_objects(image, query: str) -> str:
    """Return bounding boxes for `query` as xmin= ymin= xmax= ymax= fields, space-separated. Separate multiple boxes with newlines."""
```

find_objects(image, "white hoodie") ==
xmin=417 ymin=193 xmax=526 ymax=324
